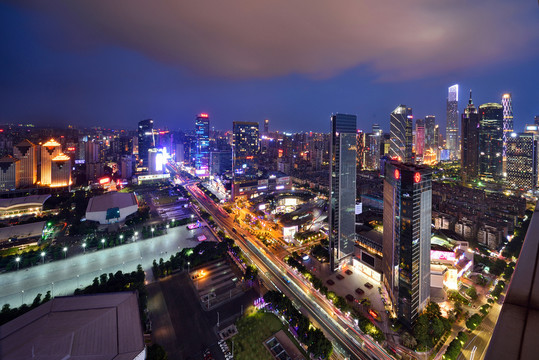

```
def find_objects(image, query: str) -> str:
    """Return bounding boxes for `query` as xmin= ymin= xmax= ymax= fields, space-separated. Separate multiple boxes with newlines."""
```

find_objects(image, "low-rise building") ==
xmin=85 ymin=192 xmax=138 ymax=224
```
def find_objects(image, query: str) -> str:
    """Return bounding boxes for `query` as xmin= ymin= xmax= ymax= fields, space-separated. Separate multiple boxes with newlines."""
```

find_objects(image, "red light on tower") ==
xmin=414 ymin=172 xmax=421 ymax=183
xmin=394 ymin=169 xmax=400 ymax=179
xmin=199 ymin=113 xmax=209 ymax=118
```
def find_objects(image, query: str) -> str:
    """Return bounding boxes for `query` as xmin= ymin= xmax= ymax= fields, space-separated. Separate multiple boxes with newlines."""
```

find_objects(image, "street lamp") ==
xmin=21 ymin=290 xmax=24 ymax=305
xmin=119 ymin=235 xmax=124 ymax=243
xmin=51 ymin=282 xmax=54 ymax=297
xmin=101 ymin=238 xmax=106 ymax=248
xmin=134 ymin=231 xmax=138 ymax=242
xmin=187 ymin=261 xmax=190 ymax=274
xmin=191 ymin=214 xmax=194 ymax=219
xmin=41 ymin=251 xmax=45 ymax=265
xmin=63 ymin=247 xmax=68 ymax=259
xmin=15 ymin=256 xmax=21 ymax=270
xmin=151 ymin=228 xmax=155 ymax=237
xmin=82 ymin=243 xmax=87 ymax=253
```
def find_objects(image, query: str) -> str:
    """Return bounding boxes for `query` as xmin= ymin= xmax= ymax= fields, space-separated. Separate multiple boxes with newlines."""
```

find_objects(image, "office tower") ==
xmin=264 ymin=119 xmax=269 ymax=135
xmin=41 ymin=139 xmax=62 ymax=185
xmin=415 ymin=119 xmax=425 ymax=158
xmin=479 ymin=103 xmax=504 ymax=181
xmin=383 ymin=161 xmax=432 ymax=327
xmin=506 ymin=133 xmax=537 ymax=190
xmin=13 ymin=139 xmax=37 ymax=187
xmin=372 ymin=124 xmax=382 ymax=136
xmin=51 ymin=153 xmax=71 ymax=187
xmin=535 ymin=116 xmax=539 ymax=126
xmin=195 ymin=113 xmax=210 ymax=176
xmin=329 ymin=113 xmax=357 ymax=271
xmin=390 ymin=105 xmax=413 ymax=163
xmin=424 ymin=116 xmax=436 ymax=151
xmin=461 ymin=91 xmax=481 ymax=183
xmin=148 ymin=148 xmax=164 ymax=175
xmin=502 ymin=93 xmax=514 ymax=172
xmin=210 ymin=151 xmax=233 ymax=175
xmin=369 ymin=131 xmax=381 ymax=171
xmin=0 ymin=156 xmax=20 ymax=190
xmin=232 ymin=121 xmax=259 ymax=177
xmin=137 ymin=119 xmax=154 ymax=168
xmin=120 ymin=155 xmax=133 ymax=179
xmin=356 ymin=130 xmax=367 ymax=170
xmin=446 ymin=85 xmax=459 ymax=160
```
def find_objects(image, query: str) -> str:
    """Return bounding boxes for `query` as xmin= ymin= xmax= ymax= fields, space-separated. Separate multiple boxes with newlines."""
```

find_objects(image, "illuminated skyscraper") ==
xmin=13 ymin=139 xmax=37 ymax=187
xmin=329 ymin=114 xmax=357 ymax=271
xmin=232 ymin=122 xmax=260 ymax=199
xmin=461 ymin=91 xmax=480 ymax=183
xmin=446 ymin=85 xmax=459 ymax=159
xmin=502 ymin=93 xmax=514 ymax=172
xmin=41 ymin=139 xmax=61 ymax=185
xmin=390 ymin=105 xmax=413 ymax=163
xmin=195 ymin=113 xmax=210 ymax=176
xmin=424 ymin=116 xmax=436 ymax=151
xmin=51 ymin=153 xmax=72 ymax=187
xmin=415 ymin=118 xmax=425 ymax=158
xmin=383 ymin=161 xmax=432 ymax=327
xmin=264 ymin=119 xmax=269 ymax=135
xmin=506 ymin=133 xmax=537 ymax=190
xmin=479 ymin=103 xmax=504 ymax=181
xmin=137 ymin=119 xmax=154 ymax=168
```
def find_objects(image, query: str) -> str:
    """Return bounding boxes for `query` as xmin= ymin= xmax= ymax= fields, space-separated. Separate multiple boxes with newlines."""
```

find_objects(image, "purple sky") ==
xmin=1 ymin=1 xmax=538 ymax=133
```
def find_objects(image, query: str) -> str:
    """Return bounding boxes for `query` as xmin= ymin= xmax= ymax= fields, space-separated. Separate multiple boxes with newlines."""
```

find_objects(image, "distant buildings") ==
xmin=506 ymin=132 xmax=537 ymax=190
xmin=424 ymin=115 xmax=436 ymax=152
xmin=13 ymin=139 xmax=36 ymax=187
xmin=329 ymin=113 xmax=357 ymax=271
xmin=501 ymin=93 xmax=514 ymax=168
xmin=461 ymin=91 xmax=481 ymax=183
xmin=195 ymin=113 xmax=210 ymax=176
xmin=446 ymin=85 xmax=459 ymax=160
xmin=383 ymin=161 xmax=432 ymax=327
xmin=40 ymin=139 xmax=61 ymax=185
xmin=0 ymin=156 xmax=20 ymax=190
xmin=137 ymin=119 xmax=154 ymax=168
xmin=51 ymin=153 xmax=71 ymax=187
xmin=479 ymin=103 xmax=504 ymax=182
xmin=389 ymin=105 xmax=413 ymax=162
xmin=416 ymin=118 xmax=425 ymax=158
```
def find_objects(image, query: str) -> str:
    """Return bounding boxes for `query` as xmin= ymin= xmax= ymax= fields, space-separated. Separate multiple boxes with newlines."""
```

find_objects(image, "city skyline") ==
xmin=1 ymin=2 xmax=538 ymax=133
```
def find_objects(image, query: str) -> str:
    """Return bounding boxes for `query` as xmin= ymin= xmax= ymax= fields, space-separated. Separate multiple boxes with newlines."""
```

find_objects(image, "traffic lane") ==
xmin=0 ymin=226 xmax=207 ymax=307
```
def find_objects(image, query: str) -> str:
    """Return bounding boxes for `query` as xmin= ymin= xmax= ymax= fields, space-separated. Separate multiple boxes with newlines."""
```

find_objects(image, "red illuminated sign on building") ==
xmin=414 ymin=172 xmax=421 ymax=183
xmin=199 ymin=113 xmax=209 ymax=118
xmin=394 ymin=169 xmax=400 ymax=179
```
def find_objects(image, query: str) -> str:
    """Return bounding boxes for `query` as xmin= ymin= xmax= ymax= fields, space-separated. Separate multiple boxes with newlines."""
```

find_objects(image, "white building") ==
xmin=85 ymin=192 xmax=138 ymax=224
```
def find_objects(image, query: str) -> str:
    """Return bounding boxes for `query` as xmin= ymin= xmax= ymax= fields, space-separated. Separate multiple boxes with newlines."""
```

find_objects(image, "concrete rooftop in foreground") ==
xmin=485 ymin=205 xmax=539 ymax=360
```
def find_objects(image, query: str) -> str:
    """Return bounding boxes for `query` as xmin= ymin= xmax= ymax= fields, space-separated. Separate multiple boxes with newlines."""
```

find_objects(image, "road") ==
xmin=0 ymin=225 xmax=214 ymax=308
xmin=186 ymin=182 xmax=392 ymax=360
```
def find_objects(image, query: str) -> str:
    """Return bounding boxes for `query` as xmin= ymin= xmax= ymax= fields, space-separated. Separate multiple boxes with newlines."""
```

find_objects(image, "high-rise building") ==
xmin=148 ymin=148 xmax=164 ymax=175
xmin=502 ymin=93 xmax=514 ymax=172
xmin=390 ymin=105 xmax=413 ymax=163
xmin=461 ymin=91 xmax=481 ymax=183
xmin=415 ymin=119 xmax=425 ymax=158
xmin=120 ymin=155 xmax=133 ymax=179
xmin=137 ymin=119 xmax=154 ymax=168
xmin=356 ymin=130 xmax=367 ymax=170
xmin=535 ymin=115 xmax=539 ymax=126
xmin=232 ymin=121 xmax=259 ymax=177
xmin=506 ymin=133 xmax=537 ymax=190
xmin=479 ymin=103 xmax=504 ymax=182
xmin=446 ymin=85 xmax=459 ymax=160
xmin=210 ymin=151 xmax=232 ymax=175
xmin=0 ymin=156 xmax=20 ymax=190
xmin=195 ymin=113 xmax=210 ymax=176
xmin=41 ymin=139 xmax=62 ymax=185
xmin=383 ymin=161 xmax=432 ymax=327
xmin=369 ymin=125 xmax=381 ymax=171
xmin=329 ymin=113 xmax=357 ymax=271
xmin=424 ymin=116 xmax=436 ymax=151
xmin=51 ymin=153 xmax=71 ymax=187
xmin=13 ymin=139 xmax=37 ymax=187
xmin=264 ymin=119 xmax=269 ymax=135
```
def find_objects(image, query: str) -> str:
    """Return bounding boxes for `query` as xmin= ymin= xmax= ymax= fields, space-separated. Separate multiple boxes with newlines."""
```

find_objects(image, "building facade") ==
xmin=195 ymin=113 xmax=210 ymax=176
xmin=390 ymin=105 xmax=413 ymax=163
xmin=40 ymin=139 xmax=61 ymax=185
xmin=446 ymin=85 xmax=459 ymax=160
xmin=506 ymin=132 xmax=537 ymax=190
xmin=479 ymin=103 xmax=504 ymax=182
xmin=424 ymin=115 xmax=436 ymax=152
xmin=383 ymin=161 xmax=432 ymax=327
xmin=13 ymin=139 xmax=37 ymax=187
xmin=329 ymin=113 xmax=357 ymax=271
xmin=502 ymin=93 xmax=514 ymax=168
xmin=0 ymin=156 xmax=20 ymax=190
xmin=415 ymin=118 xmax=425 ymax=159
xmin=51 ymin=153 xmax=71 ymax=187
xmin=461 ymin=91 xmax=481 ymax=183
xmin=137 ymin=119 xmax=154 ymax=168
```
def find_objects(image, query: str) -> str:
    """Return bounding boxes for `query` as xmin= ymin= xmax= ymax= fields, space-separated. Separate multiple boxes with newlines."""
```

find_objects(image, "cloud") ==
xmin=12 ymin=0 xmax=539 ymax=81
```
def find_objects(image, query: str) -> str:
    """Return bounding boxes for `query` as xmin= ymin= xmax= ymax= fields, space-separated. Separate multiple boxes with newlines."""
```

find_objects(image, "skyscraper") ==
xmin=195 ymin=113 xmax=210 ymax=176
xmin=424 ymin=116 xmax=436 ymax=151
xmin=479 ymin=103 xmax=504 ymax=182
xmin=461 ymin=91 xmax=481 ymax=183
xmin=264 ymin=119 xmax=269 ymax=135
xmin=446 ymin=85 xmax=459 ymax=160
xmin=329 ymin=114 xmax=357 ymax=271
xmin=415 ymin=118 xmax=425 ymax=159
xmin=13 ymin=139 xmax=37 ymax=187
xmin=502 ymin=93 xmax=514 ymax=172
xmin=137 ymin=119 xmax=154 ymax=168
xmin=390 ymin=105 xmax=413 ymax=163
xmin=383 ymin=161 xmax=432 ymax=327
xmin=506 ymin=133 xmax=537 ymax=190
xmin=370 ymin=124 xmax=382 ymax=170
xmin=41 ymin=139 xmax=61 ymax=185
xmin=0 ymin=156 xmax=20 ymax=190
xmin=51 ymin=153 xmax=72 ymax=187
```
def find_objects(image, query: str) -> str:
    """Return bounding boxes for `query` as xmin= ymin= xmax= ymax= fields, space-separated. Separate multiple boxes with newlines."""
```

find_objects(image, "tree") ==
xmin=466 ymin=313 xmax=483 ymax=331
xmin=466 ymin=286 xmax=478 ymax=301
xmin=401 ymin=332 xmax=417 ymax=349
xmin=146 ymin=344 xmax=168 ymax=360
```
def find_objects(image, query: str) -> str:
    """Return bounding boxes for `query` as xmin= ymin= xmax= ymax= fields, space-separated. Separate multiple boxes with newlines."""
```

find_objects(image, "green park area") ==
xmin=231 ymin=310 xmax=307 ymax=360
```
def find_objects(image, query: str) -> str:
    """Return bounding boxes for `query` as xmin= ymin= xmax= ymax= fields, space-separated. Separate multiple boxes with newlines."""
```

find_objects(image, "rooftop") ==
xmin=0 ymin=195 xmax=51 ymax=210
xmin=86 ymin=192 xmax=138 ymax=213
xmin=42 ymin=139 xmax=61 ymax=147
xmin=0 ymin=292 xmax=145 ymax=360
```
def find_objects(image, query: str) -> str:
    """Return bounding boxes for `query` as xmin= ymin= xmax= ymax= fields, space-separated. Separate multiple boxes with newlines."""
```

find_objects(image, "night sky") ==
xmin=1 ymin=1 xmax=538 ymax=133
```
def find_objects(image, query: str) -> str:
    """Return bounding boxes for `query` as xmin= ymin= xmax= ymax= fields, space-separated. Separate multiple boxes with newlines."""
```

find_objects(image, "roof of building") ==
xmin=52 ymin=153 xmax=70 ymax=161
xmin=0 ymin=156 xmax=19 ymax=164
xmin=0 ymin=221 xmax=45 ymax=243
xmin=42 ymin=139 xmax=61 ymax=147
xmin=0 ymin=195 xmax=51 ymax=211
xmin=15 ymin=139 xmax=35 ymax=147
xmin=0 ymin=292 xmax=145 ymax=360
xmin=86 ymin=192 xmax=138 ymax=213
xmin=485 ymin=206 xmax=539 ymax=360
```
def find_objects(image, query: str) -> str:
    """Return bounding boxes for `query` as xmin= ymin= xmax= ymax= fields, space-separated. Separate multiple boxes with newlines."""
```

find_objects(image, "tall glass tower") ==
xmin=502 ymin=93 xmax=514 ymax=173
xmin=461 ymin=90 xmax=480 ymax=184
xmin=390 ymin=105 xmax=413 ymax=163
xmin=329 ymin=113 xmax=357 ymax=271
xmin=383 ymin=161 xmax=432 ymax=327
xmin=138 ymin=119 xmax=154 ymax=168
xmin=506 ymin=132 xmax=537 ymax=190
xmin=446 ymin=85 xmax=459 ymax=160
xmin=424 ymin=115 xmax=436 ymax=151
xmin=479 ymin=103 xmax=504 ymax=181
xmin=195 ymin=113 xmax=210 ymax=176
